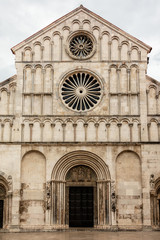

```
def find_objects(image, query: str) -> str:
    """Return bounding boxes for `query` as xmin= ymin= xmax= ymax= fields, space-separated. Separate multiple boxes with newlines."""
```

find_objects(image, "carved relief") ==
xmin=150 ymin=174 xmax=155 ymax=189
xmin=46 ymin=181 xmax=51 ymax=210
xmin=111 ymin=180 xmax=116 ymax=212
xmin=66 ymin=165 xmax=97 ymax=182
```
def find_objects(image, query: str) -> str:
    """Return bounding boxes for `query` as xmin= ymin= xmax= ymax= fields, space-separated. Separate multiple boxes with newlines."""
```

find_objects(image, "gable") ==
xmin=11 ymin=5 xmax=151 ymax=59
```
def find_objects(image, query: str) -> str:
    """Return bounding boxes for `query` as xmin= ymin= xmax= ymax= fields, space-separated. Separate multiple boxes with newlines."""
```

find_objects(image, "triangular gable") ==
xmin=11 ymin=5 xmax=152 ymax=54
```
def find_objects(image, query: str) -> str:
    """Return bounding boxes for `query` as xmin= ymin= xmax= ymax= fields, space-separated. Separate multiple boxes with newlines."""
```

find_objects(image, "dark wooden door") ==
xmin=69 ymin=187 xmax=93 ymax=227
xmin=0 ymin=200 xmax=4 ymax=228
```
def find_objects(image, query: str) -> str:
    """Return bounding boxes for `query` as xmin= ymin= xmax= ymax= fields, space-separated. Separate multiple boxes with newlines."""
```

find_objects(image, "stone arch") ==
xmin=52 ymin=150 xmax=110 ymax=181
xmin=116 ymin=150 xmax=142 ymax=226
xmin=0 ymin=172 xmax=12 ymax=228
xmin=51 ymin=151 xmax=111 ymax=228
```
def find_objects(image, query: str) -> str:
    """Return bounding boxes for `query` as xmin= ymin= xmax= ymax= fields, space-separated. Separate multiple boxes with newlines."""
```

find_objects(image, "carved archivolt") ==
xmin=52 ymin=150 xmax=110 ymax=181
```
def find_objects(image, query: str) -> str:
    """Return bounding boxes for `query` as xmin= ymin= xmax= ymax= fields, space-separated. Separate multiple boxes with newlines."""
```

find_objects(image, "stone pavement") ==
xmin=0 ymin=231 xmax=160 ymax=240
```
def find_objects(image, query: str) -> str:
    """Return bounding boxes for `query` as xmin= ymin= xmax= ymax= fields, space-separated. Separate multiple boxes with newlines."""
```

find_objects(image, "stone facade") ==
xmin=0 ymin=5 xmax=160 ymax=231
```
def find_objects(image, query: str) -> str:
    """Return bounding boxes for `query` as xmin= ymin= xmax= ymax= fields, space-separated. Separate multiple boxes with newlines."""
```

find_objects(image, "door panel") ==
xmin=69 ymin=187 xmax=93 ymax=227
xmin=0 ymin=200 xmax=4 ymax=228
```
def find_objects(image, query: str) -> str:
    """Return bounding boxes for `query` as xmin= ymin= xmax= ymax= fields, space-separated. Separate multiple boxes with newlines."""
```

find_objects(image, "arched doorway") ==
xmin=65 ymin=165 xmax=97 ymax=227
xmin=150 ymin=176 xmax=160 ymax=227
xmin=51 ymin=150 xmax=111 ymax=229
xmin=0 ymin=173 xmax=12 ymax=229
xmin=0 ymin=185 xmax=6 ymax=228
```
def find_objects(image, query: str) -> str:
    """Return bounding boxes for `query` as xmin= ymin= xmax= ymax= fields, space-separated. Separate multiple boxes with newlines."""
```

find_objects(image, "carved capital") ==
xmin=117 ymin=123 xmax=122 ymax=127
xmin=62 ymin=123 xmax=66 ymax=127
xmin=29 ymin=123 xmax=33 ymax=128
xmin=95 ymin=123 xmax=99 ymax=128
xmin=84 ymin=123 xmax=88 ymax=128
xmin=73 ymin=123 xmax=77 ymax=128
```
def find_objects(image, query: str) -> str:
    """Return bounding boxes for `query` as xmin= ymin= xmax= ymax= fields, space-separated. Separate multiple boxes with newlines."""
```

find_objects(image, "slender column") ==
xmin=108 ymin=41 xmax=111 ymax=60
xmin=1 ymin=123 xmax=4 ymax=142
xmin=51 ymin=41 xmax=54 ymax=61
xmin=137 ymin=69 xmax=140 ymax=92
xmin=117 ymin=69 xmax=120 ymax=93
xmin=99 ymin=36 xmax=102 ymax=61
xmin=129 ymin=123 xmax=133 ymax=142
xmin=146 ymin=90 xmax=149 ymax=115
xmin=127 ymin=69 xmax=130 ymax=92
xmin=118 ymin=46 xmax=121 ymax=61
xmin=29 ymin=123 xmax=33 ymax=142
xmin=95 ymin=123 xmax=99 ymax=141
xmin=84 ymin=123 xmax=88 ymax=142
xmin=41 ymin=46 xmax=44 ymax=61
xmin=147 ymin=123 xmax=151 ymax=141
xmin=7 ymin=93 xmax=10 ymax=115
xmin=158 ymin=123 xmax=160 ymax=141
xmin=10 ymin=123 xmax=13 ymax=142
xmin=40 ymin=123 xmax=44 ymax=142
xmin=42 ymin=69 xmax=45 ymax=93
xmin=31 ymin=51 xmax=35 ymax=62
xmin=21 ymin=123 xmax=24 ymax=142
xmin=60 ymin=36 xmax=63 ymax=61
xmin=118 ymin=94 xmax=121 ymax=115
xmin=138 ymin=123 xmax=141 ymax=142
xmin=117 ymin=123 xmax=122 ymax=142
xmin=106 ymin=123 xmax=110 ymax=141
xmin=156 ymin=95 xmax=158 ymax=115
xmin=73 ymin=123 xmax=77 ymax=142
xmin=62 ymin=123 xmax=66 ymax=142
xmin=51 ymin=123 xmax=55 ymax=141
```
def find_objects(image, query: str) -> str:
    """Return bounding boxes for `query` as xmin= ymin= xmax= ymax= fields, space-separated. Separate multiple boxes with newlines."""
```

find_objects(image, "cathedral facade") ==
xmin=0 ymin=5 xmax=160 ymax=231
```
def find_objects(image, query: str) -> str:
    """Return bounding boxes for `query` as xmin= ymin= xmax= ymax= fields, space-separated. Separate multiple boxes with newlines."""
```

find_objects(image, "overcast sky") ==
xmin=0 ymin=0 xmax=160 ymax=82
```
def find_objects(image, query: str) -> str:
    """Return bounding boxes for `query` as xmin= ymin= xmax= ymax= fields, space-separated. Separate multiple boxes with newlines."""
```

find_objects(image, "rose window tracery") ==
xmin=60 ymin=70 xmax=102 ymax=112
xmin=66 ymin=30 xmax=96 ymax=60
xmin=69 ymin=35 xmax=93 ymax=58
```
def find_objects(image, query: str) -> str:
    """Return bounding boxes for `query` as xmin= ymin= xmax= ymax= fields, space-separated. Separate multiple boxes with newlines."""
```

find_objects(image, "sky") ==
xmin=0 ymin=0 xmax=160 ymax=82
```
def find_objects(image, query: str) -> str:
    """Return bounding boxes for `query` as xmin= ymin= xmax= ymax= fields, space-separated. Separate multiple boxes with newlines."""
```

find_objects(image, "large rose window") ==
xmin=60 ymin=70 xmax=102 ymax=112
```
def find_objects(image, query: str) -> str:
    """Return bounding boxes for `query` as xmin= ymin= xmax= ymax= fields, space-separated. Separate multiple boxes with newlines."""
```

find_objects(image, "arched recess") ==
xmin=0 ymin=172 xmax=12 ymax=229
xmin=20 ymin=151 xmax=46 ymax=226
xmin=116 ymin=151 xmax=142 ymax=226
xmin=51 ymin=151 xmax=111 ymax=228
xmin=150 ymin=176 xmax=160 ymax=227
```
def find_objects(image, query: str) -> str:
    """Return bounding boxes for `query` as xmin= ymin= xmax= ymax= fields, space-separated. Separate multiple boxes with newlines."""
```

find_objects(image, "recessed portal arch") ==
xmin=51 ymin=150 xmax=111 ymax=229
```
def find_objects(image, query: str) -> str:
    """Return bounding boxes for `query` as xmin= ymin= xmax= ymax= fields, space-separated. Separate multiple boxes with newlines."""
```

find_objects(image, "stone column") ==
xmin=129 ymin=123 xmax=133 ymax=142
xmin=95 ymin=123 xmax=99 ymax=141
xmin=73 ymin=123 xmax=77 ymax=142
xmin=29 ymin=123 xmax=33 ymax=142
xmin=52 ymin=180 xmax=66 ymax=228
xmin=84 ymin=123 xmax=88 ymax=142
xmin=97 ymin=180 xmax=109 ymax=228
xmin=117 ymin=123 xmax=122 ymax=142
xmin=106 ymin=123 xmax=110 ymax=142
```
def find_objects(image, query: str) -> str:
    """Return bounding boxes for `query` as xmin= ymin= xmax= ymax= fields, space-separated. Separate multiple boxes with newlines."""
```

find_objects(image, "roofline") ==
xmin=146 ymin=75 xmax=160 ymax=86
xmin=0 ymin=75 xmax=17 ymax=87
xmin=11 ymin=4 xmax=152 ymax=54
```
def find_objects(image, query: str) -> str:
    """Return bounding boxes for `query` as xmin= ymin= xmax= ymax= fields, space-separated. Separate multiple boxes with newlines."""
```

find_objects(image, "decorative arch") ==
xmin=52 ymin=150 xmax=110 ymax=181
xmin=116 ymin=150 xmax=142 ymax=226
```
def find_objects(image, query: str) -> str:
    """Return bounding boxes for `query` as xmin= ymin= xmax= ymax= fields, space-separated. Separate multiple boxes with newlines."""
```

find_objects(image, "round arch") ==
xmin=52 ymin=150 xmax=110 ymax=181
